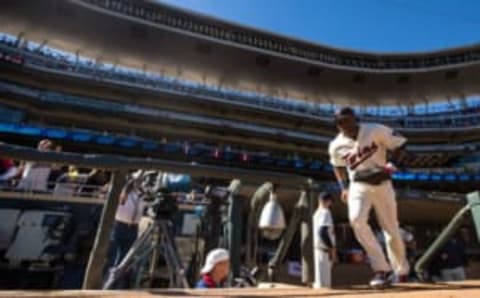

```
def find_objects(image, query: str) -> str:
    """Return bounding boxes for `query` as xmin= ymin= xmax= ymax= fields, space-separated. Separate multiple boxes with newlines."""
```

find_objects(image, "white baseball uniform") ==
xmin=328 ymin=123 xmax=409 ymax=275
xmin=313 ymin=206 xmax=336 ymax=288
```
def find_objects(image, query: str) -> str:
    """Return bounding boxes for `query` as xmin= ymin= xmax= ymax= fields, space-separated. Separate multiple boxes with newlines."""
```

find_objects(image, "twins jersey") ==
xmin=328 ymin=123 xmax=406 ymax=181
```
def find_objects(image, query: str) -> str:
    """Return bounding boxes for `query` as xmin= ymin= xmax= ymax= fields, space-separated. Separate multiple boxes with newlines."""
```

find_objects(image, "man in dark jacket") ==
xmin=439 ymin=237 xmax=468 ymax=281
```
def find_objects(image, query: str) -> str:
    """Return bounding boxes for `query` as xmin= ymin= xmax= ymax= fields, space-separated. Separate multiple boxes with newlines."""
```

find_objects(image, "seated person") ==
xmin=53 ymin=166 xmax=87 ymax=196
xmin=196 ymin=248 xmax=230 ymax=289
xmin=0 ymin=158 xmax=17 ymax=186
xmin=17 ymin=139 xmax=54 ymax=192
xmin=81 ymin=169 xmax=110 ymax=198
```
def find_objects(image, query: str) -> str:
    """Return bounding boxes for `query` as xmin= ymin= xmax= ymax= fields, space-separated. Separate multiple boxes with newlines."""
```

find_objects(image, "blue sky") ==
xmin=160 ymin=0 xmax=480 ymax=52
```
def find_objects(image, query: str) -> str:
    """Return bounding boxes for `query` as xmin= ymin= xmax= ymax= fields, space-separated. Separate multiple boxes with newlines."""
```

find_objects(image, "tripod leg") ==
xmin=147 ymin=225 xmax=161 ymax=287
xmin=103 ymin=225 xmax=154 ymax=289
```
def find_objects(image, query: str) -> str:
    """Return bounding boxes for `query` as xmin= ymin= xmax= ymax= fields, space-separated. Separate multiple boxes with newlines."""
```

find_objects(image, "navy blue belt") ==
xmin=115 ymin=220 xmax=139 ymax=227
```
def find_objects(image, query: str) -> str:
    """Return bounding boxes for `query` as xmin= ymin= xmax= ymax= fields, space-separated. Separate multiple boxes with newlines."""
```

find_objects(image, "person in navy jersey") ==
xmin=313 ymin=192 xmax=337 ymax=288
xmin=196 ymin=248 xmax=230 ymax=289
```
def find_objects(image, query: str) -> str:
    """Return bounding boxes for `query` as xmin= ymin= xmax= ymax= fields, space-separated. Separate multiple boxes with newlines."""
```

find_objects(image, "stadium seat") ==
xmin=444 ymin=173 xmax=457 ymax=181
xmin=309 ymin=161 xmax=322 ymax=170
xmin=44 ymin=128 xmax=68 ymax=139
xmin=323 ymin=164 xmax=333 ymax=171
xmin=96 ymin=135 xmax=116 ymax=145
xmin=163 ymin=143 xmax=182 ymax=154
xmin=418 ymin=173 xmax=430 ymax=181
xmin=405 ymin=172 xmax=418 ymax=180
xmin=258 ymin=157 xmax=274 ymax=165
xmin=0 ymin=122 xmax=18 ymax=134
xmin=275 ymin=158 xmax=290 ymax=167
xmin=142 ymin=141 xmax=159 ymax=150
xmin=185 ymin=146 xmax=202 ymax=157
xmin=71 ymin=132 xmax=92 ymax=142
xmin=223 ymin=151 xmax=235 ymax=161
xmin=294 ymin=159 xmax=305 ymax=169
xmin=17 ymin=125 xmax=42 ymax=136
xmin=117 ymin=138 xmax=138 ymax=148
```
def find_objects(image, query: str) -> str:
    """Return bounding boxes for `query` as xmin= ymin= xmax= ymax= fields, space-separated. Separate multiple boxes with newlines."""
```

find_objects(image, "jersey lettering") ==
xmin=342 ymin=142 xmax=378 ymax=170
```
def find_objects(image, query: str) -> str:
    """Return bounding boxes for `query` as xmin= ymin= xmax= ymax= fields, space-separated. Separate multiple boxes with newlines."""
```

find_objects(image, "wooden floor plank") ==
xmin=1 ymin=281 xmax=480 ymax=298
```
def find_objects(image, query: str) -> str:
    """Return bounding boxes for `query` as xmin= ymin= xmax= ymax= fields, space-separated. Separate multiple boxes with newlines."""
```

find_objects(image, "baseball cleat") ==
xmin=369 ymin=271 xmax=394 ymax=289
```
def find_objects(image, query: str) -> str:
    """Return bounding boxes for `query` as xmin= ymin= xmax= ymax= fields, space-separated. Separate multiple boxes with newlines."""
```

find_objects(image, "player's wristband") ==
xmin=338 ymin=180 xmax=349 ymax=190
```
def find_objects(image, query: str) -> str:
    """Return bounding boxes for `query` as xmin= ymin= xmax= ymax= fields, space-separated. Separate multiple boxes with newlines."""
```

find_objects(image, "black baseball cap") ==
xmin=318 ymin=192 xmax=333 ymax=201
xmin=334 ymin=107 xmax=356 ymax=119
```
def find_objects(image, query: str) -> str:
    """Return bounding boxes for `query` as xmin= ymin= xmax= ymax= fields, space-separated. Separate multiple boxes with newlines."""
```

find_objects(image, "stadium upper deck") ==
xmin=1 ymin=0 xmax=480 ymax=105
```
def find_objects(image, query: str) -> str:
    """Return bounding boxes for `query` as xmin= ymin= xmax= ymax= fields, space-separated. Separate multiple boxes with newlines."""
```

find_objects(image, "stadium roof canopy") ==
xmin=1 ymin=0 xmax=480 ymax=106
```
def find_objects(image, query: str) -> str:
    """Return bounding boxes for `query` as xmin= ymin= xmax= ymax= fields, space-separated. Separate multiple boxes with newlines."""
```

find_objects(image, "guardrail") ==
xmin=0 ymin=179 xmax=106 ymax=203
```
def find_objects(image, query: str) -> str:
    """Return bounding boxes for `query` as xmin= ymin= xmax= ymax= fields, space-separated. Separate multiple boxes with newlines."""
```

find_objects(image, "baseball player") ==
xmin=313 ymin=192 xmax=337 ymax=288
xmin=328 ymin=107 xmax=410 ymax=288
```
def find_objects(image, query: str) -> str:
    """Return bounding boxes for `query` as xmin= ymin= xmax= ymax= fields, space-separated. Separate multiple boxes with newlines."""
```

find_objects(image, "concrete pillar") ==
xmin=227 ymin=180 xmax=243 ymax=279
xmin=301 ymin=180 xmax=315 ymax=285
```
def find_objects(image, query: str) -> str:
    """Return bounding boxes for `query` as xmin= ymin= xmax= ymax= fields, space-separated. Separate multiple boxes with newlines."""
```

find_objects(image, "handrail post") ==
xmin=83 ymin=170 xmax=126 ymax=289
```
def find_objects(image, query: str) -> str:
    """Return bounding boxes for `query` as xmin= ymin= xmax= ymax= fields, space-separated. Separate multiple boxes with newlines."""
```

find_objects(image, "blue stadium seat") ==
xmin=163 ymin=143 xmax=182 ymax=153
xmin=71 ymin=131 xmax=92 ymax=142
xmin=404 ymin=172 xmax=417 ymax=181
xmin=17 ymin=125 xmax=42 ymax=136
xmin=0 ymin=107 xmax=24 ymax=123
xmin=142 ymin=141 xmax=159 ymax=150
xmin=444 ymin=173 xmax=456 ymax=181
xmin=394 ymin=172 xmax=412 ymax=180
xmin=223 ymin=151 xmax=235 ymax=161
xmin=96 ymin=135 xmax=116 ymax=145
xmin=186 ymin=146 xmax=202 ymax=156
xmin=44 ymin=128 xmax=68 ymax=139
xmin=309 ymin=161 xmax=322 ymax=170
xmin=323 ymin=164 xmax=333 ymax=171
xmin=294 ymin=159 xmax=305 ymax=169
xmin=417 ymin=173 xmax=429 ymax=181
xmin=275 ymin=158 xmax=290 ymax=167
xmin=117 ymin=138 xmax=138 ymax=148
xmin=0 ymin=122 xmax=18 ymax=133
xmin=258 ymin=156 xmax=274 ymax=164
xmin=392 ymin=173 xmax=404 ymax=180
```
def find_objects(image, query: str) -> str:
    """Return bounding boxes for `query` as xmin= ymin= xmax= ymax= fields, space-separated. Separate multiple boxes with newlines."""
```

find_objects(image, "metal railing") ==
xmin=0 ymin=179 xmax=107 ymax=204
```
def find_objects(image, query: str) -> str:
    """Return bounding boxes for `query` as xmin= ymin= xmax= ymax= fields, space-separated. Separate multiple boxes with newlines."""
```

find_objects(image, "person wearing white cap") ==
xmin=195 ymin=248 xmax=230 ymax=289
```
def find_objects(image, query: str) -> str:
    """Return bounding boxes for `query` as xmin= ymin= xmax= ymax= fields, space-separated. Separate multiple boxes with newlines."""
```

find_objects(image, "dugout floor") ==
xmin=1 ymin=281 xmax=480 ymax=298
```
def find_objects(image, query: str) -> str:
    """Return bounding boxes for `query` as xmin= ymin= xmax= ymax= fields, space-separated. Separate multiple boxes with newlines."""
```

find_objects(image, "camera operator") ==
xmin=105 ymin=170 xmax=147 ymax=287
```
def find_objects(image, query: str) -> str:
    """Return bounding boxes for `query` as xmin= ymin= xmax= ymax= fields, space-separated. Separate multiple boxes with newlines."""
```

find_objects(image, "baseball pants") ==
xmin=313 ymin=248 xmax=331 ymax=288
xmin=348 ymin=181 xmax=409 ymax=275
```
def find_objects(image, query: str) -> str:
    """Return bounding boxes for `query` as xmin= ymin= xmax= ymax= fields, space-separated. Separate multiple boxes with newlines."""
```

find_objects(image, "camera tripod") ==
xmin=102 ymin=218 xmax=189 ymax=289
